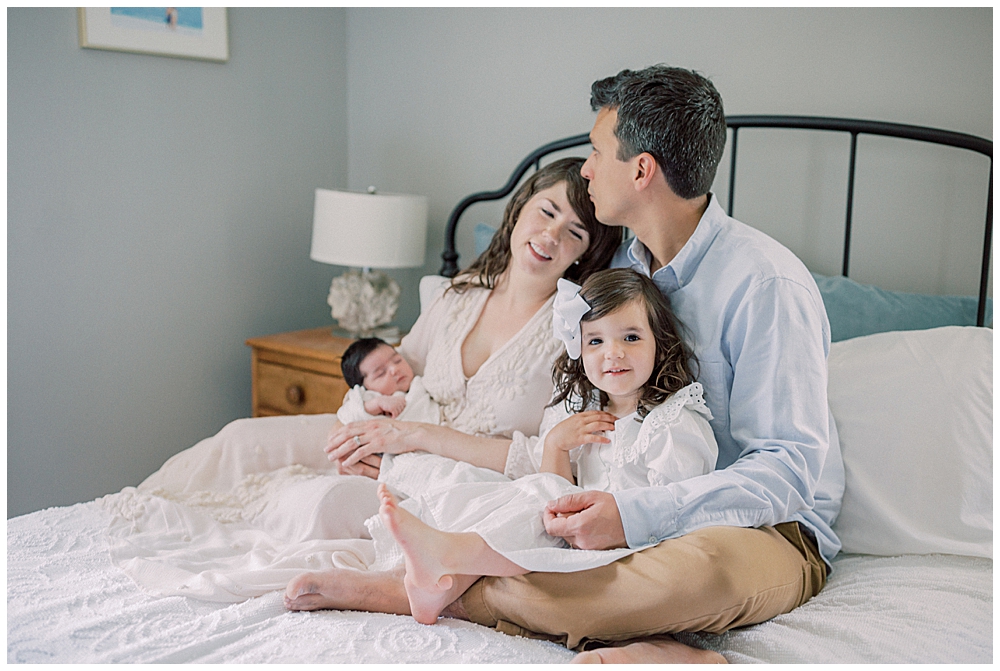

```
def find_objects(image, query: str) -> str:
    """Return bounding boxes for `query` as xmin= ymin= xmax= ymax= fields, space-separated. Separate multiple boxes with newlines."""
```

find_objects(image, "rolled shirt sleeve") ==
xmin=615 ymin=277 xmax=833 ymax=544
xmin=612 ymin=196 xmax=844 ymax=564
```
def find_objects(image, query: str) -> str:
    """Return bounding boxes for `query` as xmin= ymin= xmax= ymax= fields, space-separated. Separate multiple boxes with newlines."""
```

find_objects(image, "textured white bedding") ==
xmin=7 ymin=499 xmax=992 ymax=663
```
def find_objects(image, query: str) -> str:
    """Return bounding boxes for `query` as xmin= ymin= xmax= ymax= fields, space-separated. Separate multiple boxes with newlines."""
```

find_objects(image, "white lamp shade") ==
xmin=310 ymin=188 xmax=428 ymax=269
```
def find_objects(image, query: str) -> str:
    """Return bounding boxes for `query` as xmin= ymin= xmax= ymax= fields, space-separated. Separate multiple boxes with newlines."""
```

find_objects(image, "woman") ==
xmin=325 ymin=157 xmax=622 ymax=481
xmin=282 ymin=159 xmax=622 ymax=608
xmin=106 ymin=158 xmax=623 ymax=604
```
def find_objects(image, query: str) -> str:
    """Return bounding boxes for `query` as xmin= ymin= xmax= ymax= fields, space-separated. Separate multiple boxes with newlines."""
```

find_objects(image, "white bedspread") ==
xmin=8 ymin=499 xmax=992 ymax=663
xmin=7 ymin=501 xmax=573 ymax=664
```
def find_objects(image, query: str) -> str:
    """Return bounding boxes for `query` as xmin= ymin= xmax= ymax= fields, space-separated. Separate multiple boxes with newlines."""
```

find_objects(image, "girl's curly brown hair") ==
xmin=550 ymin=268 xmax=697 ymax=419
xmin=449 ymin=157 xmax=623 ymax=293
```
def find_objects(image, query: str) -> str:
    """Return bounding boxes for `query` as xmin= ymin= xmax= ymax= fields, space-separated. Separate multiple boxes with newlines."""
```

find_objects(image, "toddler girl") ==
xmin=375 ymin=268 xmax=718 ymax=624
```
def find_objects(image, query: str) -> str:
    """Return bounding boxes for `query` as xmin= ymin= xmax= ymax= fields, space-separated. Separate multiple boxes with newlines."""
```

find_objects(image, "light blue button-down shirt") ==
xmin=612 ymin=195 xmax=844 ymax=565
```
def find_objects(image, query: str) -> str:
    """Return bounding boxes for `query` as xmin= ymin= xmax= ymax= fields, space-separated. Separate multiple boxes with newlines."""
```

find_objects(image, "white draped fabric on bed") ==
xmin=99 ymin=414 xmax=379 ymax=602
xmin=6 ymin=326 xmax=993 ymax=663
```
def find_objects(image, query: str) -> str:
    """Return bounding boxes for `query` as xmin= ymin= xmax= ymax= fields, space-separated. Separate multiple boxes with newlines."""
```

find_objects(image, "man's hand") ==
xmin=543 ymin=490 xmax=628 ymax=550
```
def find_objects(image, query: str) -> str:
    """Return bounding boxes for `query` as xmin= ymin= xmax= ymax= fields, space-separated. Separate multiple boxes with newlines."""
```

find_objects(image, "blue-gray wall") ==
xmin=347 ymin=8 xmax=992 ymax=300
xmin=8 ymin=8 xmax=349 ymax=516
xmin=8 ymin=7 xmax=992 ymax=517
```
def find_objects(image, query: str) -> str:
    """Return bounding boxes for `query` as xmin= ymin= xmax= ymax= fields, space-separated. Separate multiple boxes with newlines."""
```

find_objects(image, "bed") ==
xmin=8 ymin=116 xmax=992 ymax=663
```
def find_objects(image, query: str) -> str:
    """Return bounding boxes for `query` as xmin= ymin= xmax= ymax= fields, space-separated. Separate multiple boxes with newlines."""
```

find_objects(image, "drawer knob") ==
xmin=286 ymin=385 xmax=304 ymax=405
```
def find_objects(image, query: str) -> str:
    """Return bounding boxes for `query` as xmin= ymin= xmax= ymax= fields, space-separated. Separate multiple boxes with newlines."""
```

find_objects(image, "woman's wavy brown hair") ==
xmin=449 ymin=157 xmax=623 ymax=293
xmin=550 ymin=268 xmax=697 ymax=419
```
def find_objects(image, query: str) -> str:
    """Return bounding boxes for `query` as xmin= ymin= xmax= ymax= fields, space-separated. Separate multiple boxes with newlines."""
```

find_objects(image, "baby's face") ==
xmin=359 ymin=344 xmax=414 ymax=396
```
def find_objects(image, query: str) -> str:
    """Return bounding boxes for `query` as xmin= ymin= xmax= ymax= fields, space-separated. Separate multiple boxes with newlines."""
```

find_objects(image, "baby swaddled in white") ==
xmin=335 ymin=336 xmax=442 ymax=427
xmin=335 ymin=338 xmax=503 ymax=498
xmin=336 ymin=374 xmax=441 ymax=427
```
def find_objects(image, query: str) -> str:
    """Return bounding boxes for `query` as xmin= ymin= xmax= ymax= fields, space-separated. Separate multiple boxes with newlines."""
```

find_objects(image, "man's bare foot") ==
xmin=378 ymin=484 xmax=471 ymax=624
xmin=284 ymin=565 xmax=410 ymax=615
xmin=571 ymin=638 xmax=727 ymax=664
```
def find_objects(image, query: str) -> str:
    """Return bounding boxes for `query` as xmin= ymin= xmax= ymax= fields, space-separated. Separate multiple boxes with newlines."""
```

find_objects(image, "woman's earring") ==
xmin=574 ymin=259 xmax=580 ymax=265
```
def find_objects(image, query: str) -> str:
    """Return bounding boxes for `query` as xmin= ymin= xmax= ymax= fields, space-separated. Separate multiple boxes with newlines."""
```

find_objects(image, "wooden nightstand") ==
xmin=245 ymin=327 xmax=354 ymax=417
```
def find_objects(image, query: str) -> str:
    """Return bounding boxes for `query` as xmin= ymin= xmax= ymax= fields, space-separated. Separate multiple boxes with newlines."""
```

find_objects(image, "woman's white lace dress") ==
xmin=100 ymin=284 xmax=565 ymax=602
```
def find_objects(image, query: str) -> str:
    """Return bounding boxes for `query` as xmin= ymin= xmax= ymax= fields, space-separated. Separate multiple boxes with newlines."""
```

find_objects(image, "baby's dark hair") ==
xmin=550 ymin=268 xmax=696 ymax=419
xmin=341 ymin=337 xmax=390 ymax=388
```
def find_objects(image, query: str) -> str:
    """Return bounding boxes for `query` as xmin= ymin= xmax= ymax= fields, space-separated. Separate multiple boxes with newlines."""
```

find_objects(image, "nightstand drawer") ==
xmin=255 ymin=361 xmax=348 ymax=416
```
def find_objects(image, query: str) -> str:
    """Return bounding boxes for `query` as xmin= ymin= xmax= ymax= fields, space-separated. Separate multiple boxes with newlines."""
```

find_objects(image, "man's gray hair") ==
xmin=590 ymin=65 xmax=727 ymax=199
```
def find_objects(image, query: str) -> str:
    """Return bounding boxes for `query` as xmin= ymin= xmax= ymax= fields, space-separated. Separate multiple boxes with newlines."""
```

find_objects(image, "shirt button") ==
xmin=648 ymin=535 xmax=657 ymax=544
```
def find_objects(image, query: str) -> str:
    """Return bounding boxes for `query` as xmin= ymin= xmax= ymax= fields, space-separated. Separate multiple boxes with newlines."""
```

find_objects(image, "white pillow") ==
xmin=419 ymin=275 xmax=449 ymax=314
xmin=829 ymin=326 xmax=992 ymax=558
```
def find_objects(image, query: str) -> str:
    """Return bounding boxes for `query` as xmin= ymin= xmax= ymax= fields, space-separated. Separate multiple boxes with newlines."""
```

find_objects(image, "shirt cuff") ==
xmin=613 ymin=487 xmax=679 ymax=549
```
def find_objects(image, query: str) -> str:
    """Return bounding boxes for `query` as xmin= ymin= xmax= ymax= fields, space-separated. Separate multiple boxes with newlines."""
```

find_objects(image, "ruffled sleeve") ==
xmin=635 ymin=383 xmax=718 ymax=487
xmin=503 ymin=432 xmax=540 ymax=480
xmin=503 ymin=402 xmax=572 ymax=479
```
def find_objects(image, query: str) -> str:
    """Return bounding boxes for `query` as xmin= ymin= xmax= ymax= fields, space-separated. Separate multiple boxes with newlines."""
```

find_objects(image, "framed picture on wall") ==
xmin=77 ymin=8 xmax=229 ymax=62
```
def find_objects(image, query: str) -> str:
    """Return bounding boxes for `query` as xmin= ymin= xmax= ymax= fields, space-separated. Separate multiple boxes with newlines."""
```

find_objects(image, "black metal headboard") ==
xmin=439 ymin=115 xmax=993 ymax=326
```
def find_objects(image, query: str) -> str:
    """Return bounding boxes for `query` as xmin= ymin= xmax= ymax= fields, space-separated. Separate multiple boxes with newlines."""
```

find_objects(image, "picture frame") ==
xmin=77 ymin=8 xmax=229 ymax=62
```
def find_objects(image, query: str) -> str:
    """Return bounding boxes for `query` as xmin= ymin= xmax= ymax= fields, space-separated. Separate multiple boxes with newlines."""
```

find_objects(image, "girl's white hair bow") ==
xmin=552 ymin=278 xmax=591 ymax=360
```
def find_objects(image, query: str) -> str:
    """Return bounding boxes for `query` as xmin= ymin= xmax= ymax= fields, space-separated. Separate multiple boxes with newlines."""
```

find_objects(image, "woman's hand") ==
xmin=323 ymin=420 xmax=384 ymax=479
xmin=327 ymin=419 xmax=513 ymax=475
xmin=325 ymin=419 xmax=420 ymax=468
xmin=336 ymin=453 xmax=382 ymax=479
xmin=543 ymin=411 xmax=617 ymax=453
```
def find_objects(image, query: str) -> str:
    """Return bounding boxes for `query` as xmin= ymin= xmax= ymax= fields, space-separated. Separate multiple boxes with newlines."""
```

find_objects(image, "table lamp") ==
xmin=310 ymin=187 xmax=428 ymax=339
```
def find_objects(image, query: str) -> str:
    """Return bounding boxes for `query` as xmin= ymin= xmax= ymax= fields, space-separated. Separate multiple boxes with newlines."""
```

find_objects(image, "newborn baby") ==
xmin=335 ymin=338 xmax=502 ymax=505
xmin=336 ymin=337 xmax=440 ymax=426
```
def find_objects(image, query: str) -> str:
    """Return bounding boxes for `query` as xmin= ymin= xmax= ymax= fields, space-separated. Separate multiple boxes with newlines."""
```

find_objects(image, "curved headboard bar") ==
xmin=725 ymin=116 xmax=992 ymax=326
xmin=440 ymin=115 xmax=992 ymax=327
xmin=724 ymin=115 xmax=992 ymax=156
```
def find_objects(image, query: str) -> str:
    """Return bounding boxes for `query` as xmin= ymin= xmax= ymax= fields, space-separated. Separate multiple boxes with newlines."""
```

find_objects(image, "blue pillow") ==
xmin=467 ymin=227 xmax=990 ymax=342
xmin=474 ymin=222 xmax=496 ymax=257
xmin=811 ymin=272 xmax=992 ymax=342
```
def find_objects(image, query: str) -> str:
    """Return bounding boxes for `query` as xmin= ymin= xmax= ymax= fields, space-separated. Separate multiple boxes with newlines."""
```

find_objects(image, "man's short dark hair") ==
xmin=340 ymin=337 xmax=389 ymax=388
xmin=590 ymin=65 xmax=727 ymax=199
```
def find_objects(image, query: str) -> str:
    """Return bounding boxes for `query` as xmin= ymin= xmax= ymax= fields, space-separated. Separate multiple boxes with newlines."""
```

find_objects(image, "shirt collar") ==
xmin=625 ymin=193 xmax=726 ymax=293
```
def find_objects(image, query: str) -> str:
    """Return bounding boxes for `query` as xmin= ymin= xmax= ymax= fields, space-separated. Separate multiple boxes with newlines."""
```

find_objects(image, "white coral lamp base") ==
xmin=326 ymin=268 xmax=400 ymax=338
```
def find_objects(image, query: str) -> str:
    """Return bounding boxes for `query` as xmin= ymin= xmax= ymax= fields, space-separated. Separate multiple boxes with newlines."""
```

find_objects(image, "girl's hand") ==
xmin=325 ymin=419 xmax=419 ymax=467
xmin=544 ymin=411 xmax=617 ymax=453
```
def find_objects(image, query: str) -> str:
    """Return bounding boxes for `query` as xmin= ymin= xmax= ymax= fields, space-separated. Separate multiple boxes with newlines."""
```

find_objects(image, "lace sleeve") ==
xmin=504 ymin=431 xmax=541 ymax=479
xmin=503 ymin=403 xmax=571 ymax=479
xmin=638 ymin=383 xmax=719 ymax=486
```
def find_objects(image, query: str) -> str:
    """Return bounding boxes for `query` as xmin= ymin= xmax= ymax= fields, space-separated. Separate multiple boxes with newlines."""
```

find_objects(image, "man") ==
xmin=450 ymin=65 xmax=844 ymax=663
xmin=287 ymin=65 xmax=843 ymax=665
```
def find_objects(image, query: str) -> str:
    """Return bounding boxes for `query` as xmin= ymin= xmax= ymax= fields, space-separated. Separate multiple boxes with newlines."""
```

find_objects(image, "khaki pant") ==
xmin=460 ymin=522 xmax=826 ymax=651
